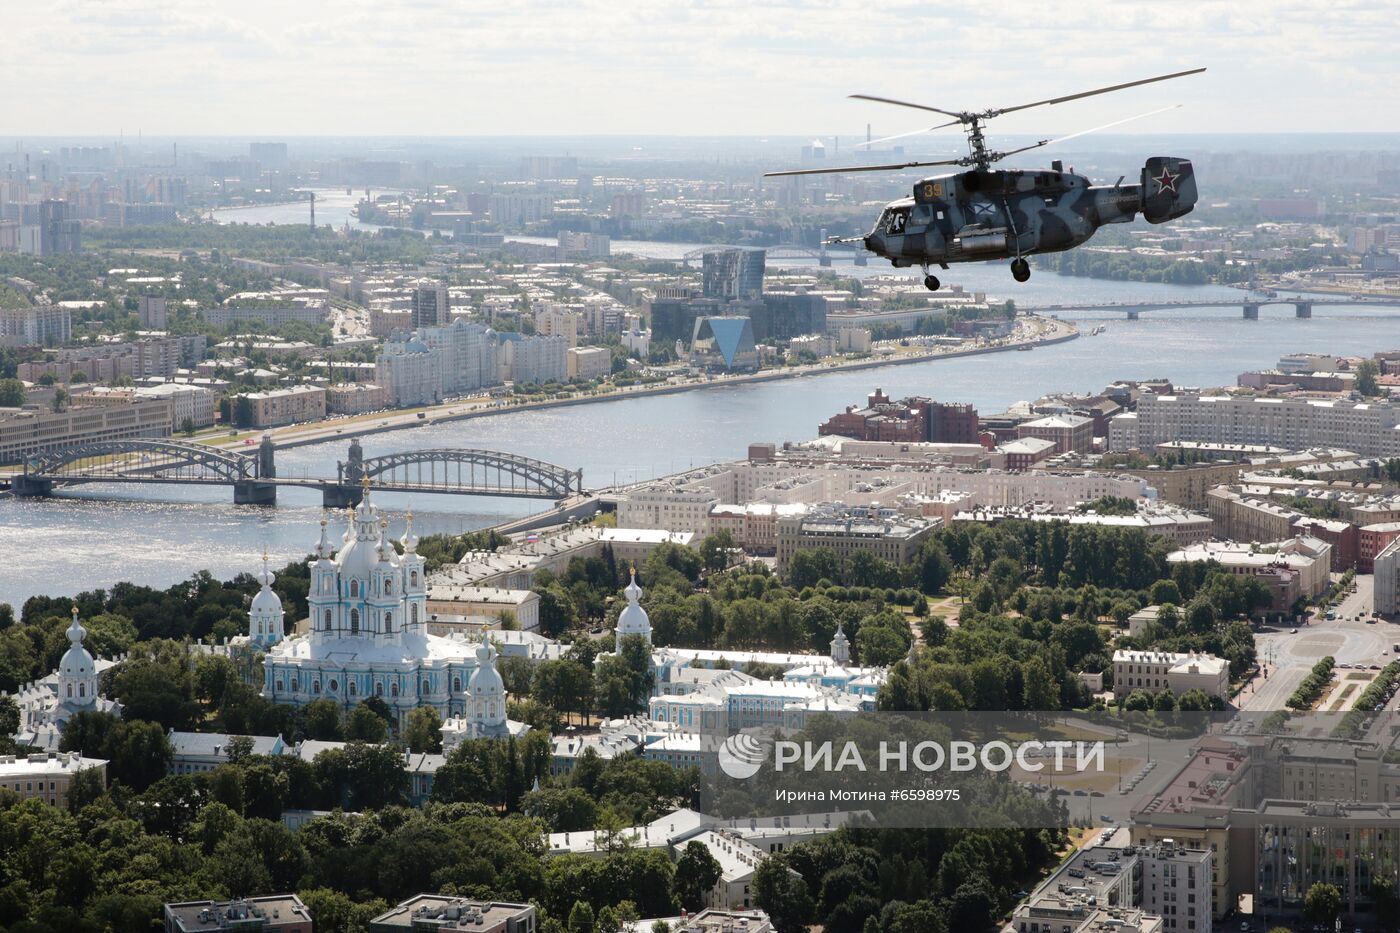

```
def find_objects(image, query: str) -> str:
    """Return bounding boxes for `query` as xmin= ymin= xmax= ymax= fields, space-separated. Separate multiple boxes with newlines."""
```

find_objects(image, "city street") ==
xmin=1242 ymin=574 xmax=1392 ymax=711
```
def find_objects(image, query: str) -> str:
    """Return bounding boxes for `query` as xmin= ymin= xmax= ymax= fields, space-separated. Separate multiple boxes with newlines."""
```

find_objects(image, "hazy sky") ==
xmin=11 ymin=0 xmax=1398 ymax=138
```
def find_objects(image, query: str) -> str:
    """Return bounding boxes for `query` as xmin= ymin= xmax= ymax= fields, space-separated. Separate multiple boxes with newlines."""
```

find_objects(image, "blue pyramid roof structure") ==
xmin=707 ymin=317 xmax=753 ymax=367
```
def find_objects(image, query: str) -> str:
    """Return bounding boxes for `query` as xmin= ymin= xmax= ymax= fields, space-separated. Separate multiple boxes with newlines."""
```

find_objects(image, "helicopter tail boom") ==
xmin=1140 ymin=157 xmax=1196 ymax=223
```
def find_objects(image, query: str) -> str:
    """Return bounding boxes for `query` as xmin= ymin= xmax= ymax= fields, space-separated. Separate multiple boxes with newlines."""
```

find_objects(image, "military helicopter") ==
xmin=766 ymin=68 xmax=1205 ymax=290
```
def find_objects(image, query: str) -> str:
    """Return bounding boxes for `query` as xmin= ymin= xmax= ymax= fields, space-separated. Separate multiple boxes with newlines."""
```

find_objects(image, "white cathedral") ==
xmin=12 ymin=608 xmax=123 ymax=750
xmin=259 ymin=492 xmax=522 ymax=738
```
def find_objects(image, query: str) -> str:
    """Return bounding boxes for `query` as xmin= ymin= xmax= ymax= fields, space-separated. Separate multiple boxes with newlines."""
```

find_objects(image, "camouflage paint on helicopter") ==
xmin=766 ymin=69 xmax=1205 ymax=288
xmin=866 ymin=157 xmax=1196 ymax=270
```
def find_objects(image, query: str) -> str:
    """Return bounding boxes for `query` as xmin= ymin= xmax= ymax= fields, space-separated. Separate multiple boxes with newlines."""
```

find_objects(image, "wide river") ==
xmin=4 ymin=197 xmax=1397 ymax=608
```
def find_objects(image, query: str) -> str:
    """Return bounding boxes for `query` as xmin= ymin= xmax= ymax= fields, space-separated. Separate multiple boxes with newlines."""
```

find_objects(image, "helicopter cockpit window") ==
xmin=884 ymin=208 xmax=909 ymax=235
xmin=909 ymin=204 xmax=933 ymax=228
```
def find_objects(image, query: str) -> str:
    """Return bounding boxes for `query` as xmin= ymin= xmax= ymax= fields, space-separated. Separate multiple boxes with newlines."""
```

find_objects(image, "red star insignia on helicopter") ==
xmin=1155 ymin=167 xmax=1178 ymax=195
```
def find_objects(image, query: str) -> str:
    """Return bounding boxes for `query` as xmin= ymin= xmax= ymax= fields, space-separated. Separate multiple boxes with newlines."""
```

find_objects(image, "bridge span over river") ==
xmin=5 ymin=437 xmax=584 ymax=506
xmin=1018 ymin=293 xmax=1400 ymax=320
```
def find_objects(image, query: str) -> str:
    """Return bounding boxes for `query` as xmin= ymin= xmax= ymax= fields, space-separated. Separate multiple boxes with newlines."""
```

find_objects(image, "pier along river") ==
xmin=6 ymin=204 xmax=1399 ymax=606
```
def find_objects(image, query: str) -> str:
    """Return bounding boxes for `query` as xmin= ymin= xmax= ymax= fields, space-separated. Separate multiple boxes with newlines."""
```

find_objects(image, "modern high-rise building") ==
xmin=497 ymin=333 xmax=568 ymax=386
xmin=17 ymin=200 xmax=80 ymax=256
xmin=410 ymin=280 xmax=450 ymax=329
xmin=702 ymin=247 xmax=766 ymax=301
xmin=137 ymin=295 xmax=168 ymax=329
xmin=488 ymin=193 xmax=551 ymax=226
xmin=752 ymin=292 xmax=827 ymax=342
xmin=0 ymin=304 xmax=71 ymax=347
xmin=648 ymin=295 xmax=723 ymax=348
xmin=376 ymin=335 xmax=443 ymax=407
xmin=416 ymin=321 xmax=497 ymax=396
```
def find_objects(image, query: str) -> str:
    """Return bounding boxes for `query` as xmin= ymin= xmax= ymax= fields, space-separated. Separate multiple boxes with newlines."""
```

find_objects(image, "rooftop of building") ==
xmin=0 ymin=751 xmax=106 ymax=778
xmin=369 ymin=895 xmax=534 ymax=931
xmin=163 ymin=894 xmax=312 ymax=932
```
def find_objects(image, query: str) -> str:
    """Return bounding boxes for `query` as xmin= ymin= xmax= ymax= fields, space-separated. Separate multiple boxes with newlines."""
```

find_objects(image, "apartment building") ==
xmin=1127 ymin=394 xmax=1400 ymax=457
xmin=1377 ymin=537 xmax=1400 ymax=615
xmin=376 ymin=334 xmax=443 ymax=406
xmin=1012 ymin=829 xmax=1211 ymax=933
xmin=498 ymin=333 xmax=568 ymax=385
xmin=1359 ymin=522 xmax=1400 ymax=573
xmin=237 ymin=385 xmax=327 ymax=428
xmin=620 ymin=484 xmax=722 ymax=533
xmin=21 ymin=335 xmax=208 ymax=382
xmin=567 ymin=345 xmax=612 ymax=381
xmin=203 ymin=302 xmax=329 ymax=328
xmin=775 ymin=507 xmax=938 ymax=576
xmin=1168 ymin=537 xmax=1332 ymax=600
xmin=325 ymin=382 xmax=390 ymax=415
xmin=0 ymin=304 xmax=70 ymax=347
xmin=133 ymin=383 xmax=217 ymax=430
xmin=1018 ymin=413 xmax=1095 ymax=454
xmin=1205 ymin=487 xmax=1301 ymax=542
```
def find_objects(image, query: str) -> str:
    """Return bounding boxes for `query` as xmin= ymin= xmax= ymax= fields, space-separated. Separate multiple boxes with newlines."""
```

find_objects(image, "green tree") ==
xmin=1022 ymin=657 xmax=1060 ymax=711
xmin=1123 ymin=689 xmax=1153 ymax=712
xmin=0 ymin=378 xmax=24 ymax=407
xmin=1149 ymin=580 xmax=1182 ymax=605
xmin=522 ymin=785 xmax=598 ymax=832
xmin=403 ymin=705 xmax=442 ymax=753
xmin=699 ymin=530 xmax=738 ymax=573
xmin=1304 ymin=882 xmax=1342 ymax=927
xmin=1357 ymin=359 xmax=1381 ymax=397
xmin=346 ymin=703 xmax=389 ymax=743
xmin=301 ymin=698 xmax=343 ymax=741
xmin=675 ymin=840 xmax=724 ymax=911
xmin=754 ymin=855 xmax=815 ymax=933
xmin=568 ymin=901 xmax=596 ymax=933
xmin=856 ymin=623 xmax=908 ymax=667
xmin=104 ymin=719 xmax=174 ymax=791
xmin=788 ymin=548 xmax=842 ymax=589
xmin=0 ymin=695 xmax=18 ymax=737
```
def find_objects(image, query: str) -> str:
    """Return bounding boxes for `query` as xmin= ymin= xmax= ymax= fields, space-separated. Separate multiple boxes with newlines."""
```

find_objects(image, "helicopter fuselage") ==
xmin=864 ymin=160 xmax=1194 ymax=271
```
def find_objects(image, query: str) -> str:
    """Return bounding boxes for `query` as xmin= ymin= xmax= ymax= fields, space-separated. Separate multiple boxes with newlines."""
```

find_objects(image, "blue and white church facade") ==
xmin=261 ymin=493 xmax=505 ymax=728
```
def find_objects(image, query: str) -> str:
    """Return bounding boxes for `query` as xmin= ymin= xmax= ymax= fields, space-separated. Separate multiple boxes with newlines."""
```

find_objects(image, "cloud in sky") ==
xmin=10 ymin=0 xmax=1398 ymax=137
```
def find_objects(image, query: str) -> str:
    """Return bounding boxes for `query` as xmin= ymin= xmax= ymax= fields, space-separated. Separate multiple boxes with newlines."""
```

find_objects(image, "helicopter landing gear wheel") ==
xmin=923 ymin=274 xmax=941 ymax=292
xmin=1010 ymin=258 xmax=1031 ymax=282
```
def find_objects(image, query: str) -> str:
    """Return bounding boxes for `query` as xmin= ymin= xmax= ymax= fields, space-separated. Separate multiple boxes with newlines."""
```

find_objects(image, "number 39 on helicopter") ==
xmin=765 ymin=68 xmax=1205 ymax=290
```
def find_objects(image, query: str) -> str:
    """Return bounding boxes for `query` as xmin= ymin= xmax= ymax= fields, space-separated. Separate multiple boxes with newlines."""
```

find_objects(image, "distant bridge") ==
xmin=680 ymin=242 xmax=873 ymax=268
xmin=1018 ymin=294 xmax=1400 ymax=320
xmin=11 ymin=437 xmax=583 ymax=506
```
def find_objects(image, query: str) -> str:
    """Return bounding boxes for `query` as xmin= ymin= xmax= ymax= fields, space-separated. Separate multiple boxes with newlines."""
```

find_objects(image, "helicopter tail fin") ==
xmin=1140 ymin=157 xmax=1196 ymax=223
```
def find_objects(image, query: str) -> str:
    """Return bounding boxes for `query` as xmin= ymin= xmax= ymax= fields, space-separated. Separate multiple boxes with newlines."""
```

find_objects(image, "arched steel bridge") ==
xmin=23 ymin=438 xmax=261 ymax=484
xmin=340 ymin=448 xmax=583 ymax=502
xmin=11 ymin=438 xmax=583 ymax=506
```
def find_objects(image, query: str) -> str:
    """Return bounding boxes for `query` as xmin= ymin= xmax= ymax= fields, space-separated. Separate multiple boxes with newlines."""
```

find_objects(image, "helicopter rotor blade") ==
xmin=992 ymin=104 xmax=1183 ymax=160
xmin=848 ymin=94 xmax=966 ymax=119
xmin=993 ymin=67 xmax=1205 ymax=117
xmin=855 ymin=119 xmax=964 ymax=149
xmin=765 ymin=157 xmax=964 ymax=178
